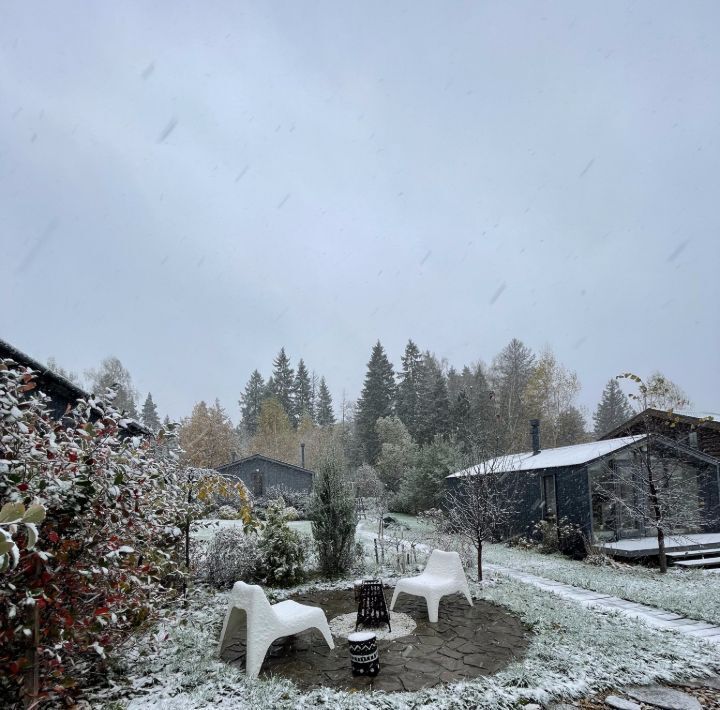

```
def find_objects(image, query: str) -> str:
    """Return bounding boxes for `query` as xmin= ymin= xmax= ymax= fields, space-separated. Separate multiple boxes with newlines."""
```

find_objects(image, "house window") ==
xmin=542 ymin=474 xmax=557 ymax=519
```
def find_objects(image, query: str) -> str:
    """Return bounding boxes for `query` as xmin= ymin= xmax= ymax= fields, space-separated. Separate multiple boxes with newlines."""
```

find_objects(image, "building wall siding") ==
xmin=220 ymin=458 xmax=313 ymax=496
xmin=554 ymin=465 xmax=592 ymax=538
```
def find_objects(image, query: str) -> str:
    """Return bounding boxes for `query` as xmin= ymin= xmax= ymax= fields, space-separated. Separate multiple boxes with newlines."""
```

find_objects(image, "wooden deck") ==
xmin=596 ymin=532 xmax=720 ymax=558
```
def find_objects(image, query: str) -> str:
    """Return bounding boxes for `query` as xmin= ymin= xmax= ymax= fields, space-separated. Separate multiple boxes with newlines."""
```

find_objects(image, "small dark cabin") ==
xmin=446 ymin=422 xmax=720 ymax=547
xmin=217 ymin=453 xmax=314 ymax=497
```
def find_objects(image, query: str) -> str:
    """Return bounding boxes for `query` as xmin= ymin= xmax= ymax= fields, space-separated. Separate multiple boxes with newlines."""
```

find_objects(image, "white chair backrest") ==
xmin=424 ymin=549 xmax=463 ymax=578
xmin=230 ymin=581 xmax=276 ymax=624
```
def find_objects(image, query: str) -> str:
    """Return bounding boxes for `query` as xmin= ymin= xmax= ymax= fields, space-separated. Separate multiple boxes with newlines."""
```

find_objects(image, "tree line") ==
xmin=46 ymin=340 xmax=691 ymax=482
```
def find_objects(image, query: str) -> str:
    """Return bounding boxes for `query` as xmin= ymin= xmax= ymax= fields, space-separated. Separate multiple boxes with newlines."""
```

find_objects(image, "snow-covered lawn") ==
xmin=90 ymin=576 xmax=720 ymax=709
xmin=483 ymin=543 xmax=720 ymax=625
xmin=191 ymin=519 xmax=313 ymax=542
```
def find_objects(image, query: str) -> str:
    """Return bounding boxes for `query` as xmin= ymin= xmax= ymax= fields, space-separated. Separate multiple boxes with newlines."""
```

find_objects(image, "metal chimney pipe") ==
xmin=530 ymin=419 xmax=541 ymax=455
xmin=300 ymin=442 xmax=306 ymax=468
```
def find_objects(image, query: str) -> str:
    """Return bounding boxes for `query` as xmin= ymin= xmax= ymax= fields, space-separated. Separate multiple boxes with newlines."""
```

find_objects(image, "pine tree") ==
xmin=396 ymin=339 xmax=423 ymax=439
xmin=240 ymin=370 xmax=266 ymax=436
xmin=593 ymin=378 xmax=634 ymax=436
xmin=316 ymin=377 xmax=336 ymax=426
xmin=556 ymin=406 xmax=587 ymax=446
xmin=293 ymin=359 xmax=313 ymax=422
xmin=415 ymin=353 xmax=450 ymax=444
xmin=141 ymin=392 xmax=161 ymax=432
xmin=269 ymin=348 xmax=295 ymax=422
xmin=356 ymin=341 xmax=396 ymax=463
xmin=489 ymin=339 xmax=535 ymax=452
xmin=309 ymin=446 xmax=356 ymax=577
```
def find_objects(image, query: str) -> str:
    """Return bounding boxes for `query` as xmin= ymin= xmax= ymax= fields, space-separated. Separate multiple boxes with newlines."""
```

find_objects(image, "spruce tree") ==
xmin=269 ymin=348 xmax=295 ymax=423
xmin=141 ymin=393 xmax=161 ymax=432
xmin=316 ymin=377 xmax=336 ymax=426
xmin=593 ymin=378 xmax=634 ymax=436
xmin=240 ymin=370 xmax=266 ymax=436
xmin=396 ymin=339 xmax=423 ymax=439
xmin=309 ymin=446 xmax=356 ymax=577
xmin=293 ymin=359 xmax=314 ymax=422
xmin=415 ymin=353 xmax=450 ymax=444
xmin=356 ymin=341 xmax=396 ymax=463
xmin=556 ymin=406 xmax=587 ymax=446
xmin=489 ymin=338 xmax=535 ymax=452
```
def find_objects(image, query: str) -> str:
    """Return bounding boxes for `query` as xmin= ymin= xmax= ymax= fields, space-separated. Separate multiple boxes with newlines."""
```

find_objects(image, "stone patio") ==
xmin=220 ymin=587 xmax=530 ymax=693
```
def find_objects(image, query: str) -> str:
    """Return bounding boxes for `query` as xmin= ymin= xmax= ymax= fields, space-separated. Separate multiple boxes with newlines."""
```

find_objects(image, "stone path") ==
xmin=220 ymin=588 xmax=530 ymax=692
xmin=486 ymin=563 xmax=720 ymax=644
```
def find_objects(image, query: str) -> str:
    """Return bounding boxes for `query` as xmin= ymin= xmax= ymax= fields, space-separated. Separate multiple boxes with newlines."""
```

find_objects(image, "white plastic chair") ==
xmin=390 ymin=549 xmax=473 ymax=622
xmin=217 ymin=581 xmax=335 ymax=679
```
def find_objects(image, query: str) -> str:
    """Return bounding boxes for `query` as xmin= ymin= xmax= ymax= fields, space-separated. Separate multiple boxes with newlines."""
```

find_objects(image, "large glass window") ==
xmin=589 ymin=450 xmax=706 ymax=542
xmin=589 ymin=461 xmax=615 ymax=542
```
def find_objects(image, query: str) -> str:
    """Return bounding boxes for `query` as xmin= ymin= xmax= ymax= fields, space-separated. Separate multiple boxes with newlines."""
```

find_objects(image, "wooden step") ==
xmin=667 ymin=547 xmax=720 ymax=559
xmin=673 ymin=556 xmax=720 ymax=568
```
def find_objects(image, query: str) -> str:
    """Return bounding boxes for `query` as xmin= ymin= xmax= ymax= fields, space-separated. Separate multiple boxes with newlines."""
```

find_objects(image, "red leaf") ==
xmin=94 ymin=607 xmax=109 ymax=616
xmin=48 ymin=531 xmax=59 ymax=543
xmin=18 ymin=482 xmax=29 ymax=491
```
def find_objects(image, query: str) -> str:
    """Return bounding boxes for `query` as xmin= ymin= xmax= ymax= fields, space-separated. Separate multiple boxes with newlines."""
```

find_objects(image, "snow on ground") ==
xmin=191 ymin=519 xmax=313 ymax=542
xmin=483 ymin=543 xmax=720 ymax=625
xmin=329 ymin=611 xmax=416 ymax=641
xmin=89 ymin=575 xmax=720 ymax=710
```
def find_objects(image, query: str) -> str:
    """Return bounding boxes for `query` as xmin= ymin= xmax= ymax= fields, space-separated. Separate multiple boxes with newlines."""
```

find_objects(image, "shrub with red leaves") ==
xmin=0 ymin=359 xmax=187 ymax=707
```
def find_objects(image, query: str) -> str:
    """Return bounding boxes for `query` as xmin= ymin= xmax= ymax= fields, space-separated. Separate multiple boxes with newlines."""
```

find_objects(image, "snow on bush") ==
xmin=89 ymin=575 xmax=720 ymax=709
xmin=258 ymin=499 xmax=305 ymax=587
xmin=201 ymin=527 xmax=262 ymax=589
xmin=0 ymin=360 xmax=189 ymax=706
xmin=484 ymin=543 xmax=720 ymax=625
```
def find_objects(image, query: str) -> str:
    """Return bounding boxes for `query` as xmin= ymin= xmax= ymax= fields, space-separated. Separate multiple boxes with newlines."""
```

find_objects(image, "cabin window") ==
xmin=589 ymin=461 xmax=616 ymax=542
xmin=542 ymin=474 xmax=557 ymax=519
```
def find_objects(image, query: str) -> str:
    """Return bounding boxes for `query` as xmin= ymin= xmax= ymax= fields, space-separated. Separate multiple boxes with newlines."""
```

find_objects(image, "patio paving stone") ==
xmin=220 ymin=587 xmax=530 ymax=692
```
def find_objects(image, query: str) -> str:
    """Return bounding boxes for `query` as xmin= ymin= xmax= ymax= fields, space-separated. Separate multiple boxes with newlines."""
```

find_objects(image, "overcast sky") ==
xmin=1 ymin=1 xmax=719 ymax=424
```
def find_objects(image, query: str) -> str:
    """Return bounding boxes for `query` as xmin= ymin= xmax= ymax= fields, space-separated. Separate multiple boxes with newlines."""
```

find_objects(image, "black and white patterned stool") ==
xmin=348 ymin=631 xmax=379 ymax=677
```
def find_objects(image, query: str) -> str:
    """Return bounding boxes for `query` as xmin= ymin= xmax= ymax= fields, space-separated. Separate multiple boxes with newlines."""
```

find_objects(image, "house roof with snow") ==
xmin=447 ymin=435 xmax=646 ymax=477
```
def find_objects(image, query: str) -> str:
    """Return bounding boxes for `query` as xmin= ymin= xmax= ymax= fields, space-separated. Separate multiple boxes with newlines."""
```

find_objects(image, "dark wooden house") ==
xmin=0 ymin=338 xmax=147 ymax=436
xmin=446 ymin=424 xmax=720 ymax=552
xmin=600 ymin=408 xmax=720 ymax=459
xmin=217 ymin=453 xmax=314 ymax=497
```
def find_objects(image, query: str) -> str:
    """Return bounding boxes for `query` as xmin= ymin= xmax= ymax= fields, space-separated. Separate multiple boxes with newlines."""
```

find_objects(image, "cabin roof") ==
xmin=447 ymin=435 xmax=646 ymax=477
xmin=217 ymin=452 xmax=314 ymax=476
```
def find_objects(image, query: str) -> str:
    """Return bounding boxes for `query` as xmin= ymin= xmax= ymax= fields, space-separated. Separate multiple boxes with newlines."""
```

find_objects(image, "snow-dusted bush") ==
xmin=258 ymin=499 xmax=305 ymax=586
xmin=533 ymin=517 xmax=587 ymax=558
xmin=202 ymin=527 xmax=262 ymax=589
xmin=0 ymin=359 xmax=188 ymax=706
xmin=255 ymin=484 xmax=310 ymax=519
xmin=216 ymin=505 xmax=242 ymax=520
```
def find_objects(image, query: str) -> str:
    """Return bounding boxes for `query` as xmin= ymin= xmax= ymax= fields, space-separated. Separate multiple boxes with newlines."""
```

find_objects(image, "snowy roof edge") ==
xmin=446 ymin=435 xmax=646 ymax=477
